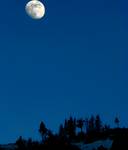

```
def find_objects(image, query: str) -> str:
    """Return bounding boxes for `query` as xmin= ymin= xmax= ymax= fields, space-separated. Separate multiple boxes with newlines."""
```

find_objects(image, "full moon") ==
xmin=25 ymin=0 xmax=45 ymax=19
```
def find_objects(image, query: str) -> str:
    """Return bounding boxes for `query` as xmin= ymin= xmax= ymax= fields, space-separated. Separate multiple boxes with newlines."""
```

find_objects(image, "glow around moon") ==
xmin=25 ymin=0 xmax=45 ymax=19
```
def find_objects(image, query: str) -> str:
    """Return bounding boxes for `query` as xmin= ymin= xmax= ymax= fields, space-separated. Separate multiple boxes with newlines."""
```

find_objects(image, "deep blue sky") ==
xmin=0 ymin=0 xmax=128 ymax=143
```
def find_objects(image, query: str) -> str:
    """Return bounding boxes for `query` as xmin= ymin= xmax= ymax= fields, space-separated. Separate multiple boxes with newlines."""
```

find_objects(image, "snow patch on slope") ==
xmin=73 ymin=139 xmax=113 ymax=150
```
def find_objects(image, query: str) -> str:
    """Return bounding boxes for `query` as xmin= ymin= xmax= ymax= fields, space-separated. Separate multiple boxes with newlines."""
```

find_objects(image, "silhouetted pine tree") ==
xmin=95 ymin=115 xmax=102 ymax=132
xmin=39 ymin=121 xmax=48 ymax=142
xmin=114 ymin=117 xmax=120 ymax=128
xmin=59 ymin=124 xmax=64 ymax=136
xmin=63 ymin=117 xmax=76 ymax=140
xmin=85 ymin=118 xmax=89 ymax=133
xmin=88 ymin=115 xmax=95 ymax=132
xmin=15 ymin=136 xmax=27 ymax=150
xmin=67 ymin=117 xmax=76 ymax=139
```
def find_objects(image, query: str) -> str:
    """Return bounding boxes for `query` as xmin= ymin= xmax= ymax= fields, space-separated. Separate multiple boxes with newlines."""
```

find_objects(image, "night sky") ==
xmin=0 ymin=0 xmax=128 ymax=144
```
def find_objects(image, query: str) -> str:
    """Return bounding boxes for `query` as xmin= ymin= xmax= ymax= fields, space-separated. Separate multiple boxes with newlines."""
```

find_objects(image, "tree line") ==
xmin=9 ymin=115 xmax=123 ymax=150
